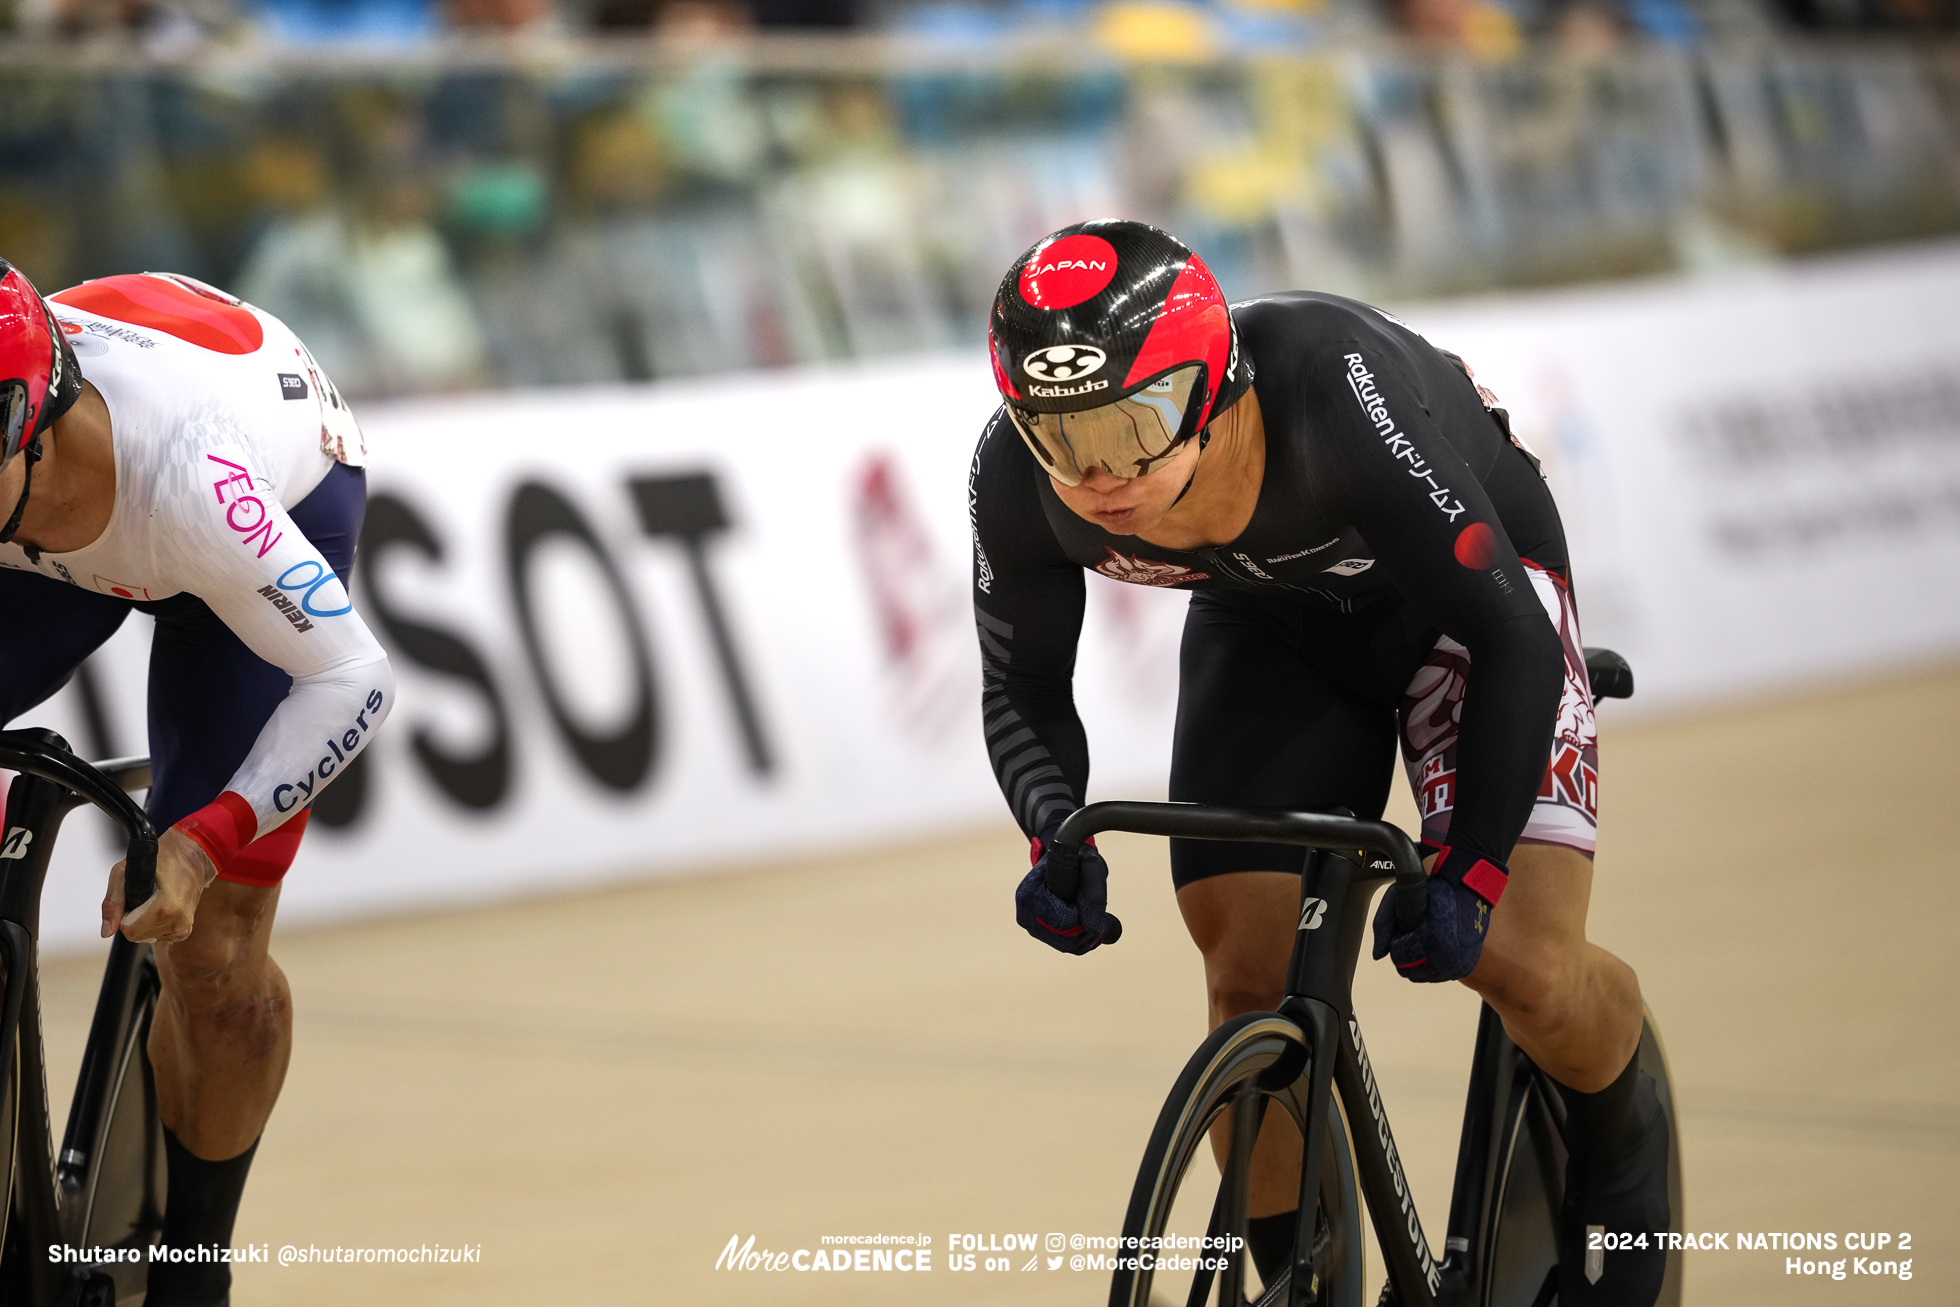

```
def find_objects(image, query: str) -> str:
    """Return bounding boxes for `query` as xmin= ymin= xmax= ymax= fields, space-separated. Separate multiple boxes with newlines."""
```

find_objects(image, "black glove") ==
xmin=1371 ymin=844 xmax=1509 ymax=983
xmin=1015 ymin=822 xmax=1121 ymax=955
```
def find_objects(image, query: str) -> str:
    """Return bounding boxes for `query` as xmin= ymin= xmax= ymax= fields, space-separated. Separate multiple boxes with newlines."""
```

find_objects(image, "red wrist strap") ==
xmin=173 ymin=791 xmax=259 ymax=872
xmin=1432 ymin=843 xmax=1509 ymax=906
xmin=1030 ymin=831 xmax=1095 ymax=865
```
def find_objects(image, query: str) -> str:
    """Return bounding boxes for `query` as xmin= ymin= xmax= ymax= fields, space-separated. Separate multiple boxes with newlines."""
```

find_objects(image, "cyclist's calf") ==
xmin=1464 ymin=843 xmax=1641 ymax=1092
xmin=149 ymin=881 xmax=293 ymax=1159
xmin=156 ymin=949 xmax=290 ymax=1057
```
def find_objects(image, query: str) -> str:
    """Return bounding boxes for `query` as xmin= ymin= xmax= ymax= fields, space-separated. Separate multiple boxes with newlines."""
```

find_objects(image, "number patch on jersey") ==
xmin=295 ymin=340 xmax=365 ymax=467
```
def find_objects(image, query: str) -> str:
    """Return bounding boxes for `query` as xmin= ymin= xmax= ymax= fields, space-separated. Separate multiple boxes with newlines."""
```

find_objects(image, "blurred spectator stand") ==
xmin=4 ymin=19 xmax=1960 ymax=398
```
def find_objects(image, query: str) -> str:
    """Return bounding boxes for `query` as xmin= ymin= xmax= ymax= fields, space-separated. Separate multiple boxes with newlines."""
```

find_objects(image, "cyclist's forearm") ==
xmin=1444 ymin=614 xmax=1562 ymax=858
xmin=984 ymin=670 xmax=1089 ymax=838
xmin=175 ymin=653 xmax=395 ymax=870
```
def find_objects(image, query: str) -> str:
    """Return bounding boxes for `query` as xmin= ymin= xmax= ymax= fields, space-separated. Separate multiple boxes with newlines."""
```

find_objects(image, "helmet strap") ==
xmin=1169 ymin=427 xmax=1210 ymax=508
xmin=0 ymin=433 xmax=43 ymax=556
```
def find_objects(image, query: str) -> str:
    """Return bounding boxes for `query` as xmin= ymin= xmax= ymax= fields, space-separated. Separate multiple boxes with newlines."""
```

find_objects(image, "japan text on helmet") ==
xmin=0 ymin=259 xmax=83 ymax=465
xmin=989 ymin=220 xmax=1251 ymax=487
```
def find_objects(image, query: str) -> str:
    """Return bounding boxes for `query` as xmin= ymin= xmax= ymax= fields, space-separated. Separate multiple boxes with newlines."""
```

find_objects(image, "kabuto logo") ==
xmin=1022 ymin=345 xmax=1106 ymax=383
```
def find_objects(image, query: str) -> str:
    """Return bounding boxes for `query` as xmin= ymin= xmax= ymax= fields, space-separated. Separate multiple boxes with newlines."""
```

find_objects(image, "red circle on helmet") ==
xmin=1018 ymin=235 xmax=1118 ymax=310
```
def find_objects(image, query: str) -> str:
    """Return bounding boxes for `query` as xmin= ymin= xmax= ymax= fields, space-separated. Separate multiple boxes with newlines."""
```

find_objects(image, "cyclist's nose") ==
xmin=1077 ymin=467 xmax=1131 ymax=494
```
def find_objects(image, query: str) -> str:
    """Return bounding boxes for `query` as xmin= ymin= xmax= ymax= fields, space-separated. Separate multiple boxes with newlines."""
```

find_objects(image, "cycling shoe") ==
xmin=1558 ymin=1072 xmax=1670 ymax=1307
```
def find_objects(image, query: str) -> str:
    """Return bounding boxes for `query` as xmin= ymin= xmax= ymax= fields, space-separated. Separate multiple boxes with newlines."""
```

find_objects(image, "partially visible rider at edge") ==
xmin=970 ymin=219 xmax=1667 ymax=1306
xmin=0 ymin=260 xmax=393 ymax=1306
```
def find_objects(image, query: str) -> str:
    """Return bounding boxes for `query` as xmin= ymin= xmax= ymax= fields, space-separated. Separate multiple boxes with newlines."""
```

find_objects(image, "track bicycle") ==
xmin=1045 ymin=649 xmax=1683 ymax=1307
xmin=0 ymin=727 xmax=167 ymax=1307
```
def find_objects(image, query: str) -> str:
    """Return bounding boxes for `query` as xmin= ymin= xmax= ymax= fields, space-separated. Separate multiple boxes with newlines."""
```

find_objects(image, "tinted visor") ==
xmin=1008 ymin=365 xmax=1203 ymax=487
xmin=0 ymin=380 xmax=28 ymax=463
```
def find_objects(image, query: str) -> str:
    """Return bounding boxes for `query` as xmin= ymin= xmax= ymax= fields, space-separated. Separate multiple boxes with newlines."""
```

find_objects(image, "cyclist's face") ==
xmin=1047 ymin=433 xmax=1201 ymax=536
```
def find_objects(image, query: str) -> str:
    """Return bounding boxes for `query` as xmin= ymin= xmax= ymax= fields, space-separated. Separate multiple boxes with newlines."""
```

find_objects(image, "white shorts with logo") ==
xmin=1399 ymin=562 xmax=1599 ymax=858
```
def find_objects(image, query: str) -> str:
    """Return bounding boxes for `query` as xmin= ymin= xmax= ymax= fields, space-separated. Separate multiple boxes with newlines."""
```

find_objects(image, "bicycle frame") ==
xmin=0 ymin=727 xmax=164 ymax=1306
xmin=1055 ymin=801 xmax=1549 ymax=1307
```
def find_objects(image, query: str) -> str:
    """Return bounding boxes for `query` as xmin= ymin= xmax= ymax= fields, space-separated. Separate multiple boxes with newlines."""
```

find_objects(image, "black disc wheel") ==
xmin=1110 ymin=1013 xmax=1364 ymax=1307
xmin=1482 ymin=1008 xmax=1684 ymax=1307
xmin=1638 ymin=1010 xmax=1685 ymax=1307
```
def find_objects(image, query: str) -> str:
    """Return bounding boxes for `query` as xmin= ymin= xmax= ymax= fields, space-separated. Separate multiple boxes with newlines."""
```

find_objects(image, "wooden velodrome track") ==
xmin=37 ymin=661 xmax=1959 ymax=1305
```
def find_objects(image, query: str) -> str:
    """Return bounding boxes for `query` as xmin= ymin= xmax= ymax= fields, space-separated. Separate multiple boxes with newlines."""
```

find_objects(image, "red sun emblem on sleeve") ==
xmin=1454 ymin=522 xmax=1497 ymax=569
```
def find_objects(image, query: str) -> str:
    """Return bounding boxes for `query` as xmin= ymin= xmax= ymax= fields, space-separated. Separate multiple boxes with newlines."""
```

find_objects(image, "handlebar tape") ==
xmin=122 ymin=838 xmax=158 ymax=916
xmin=1043 ymin=840 xmax=1081 ymax=901
xmin=1391 ymin=875 xmax=1428 ymax=932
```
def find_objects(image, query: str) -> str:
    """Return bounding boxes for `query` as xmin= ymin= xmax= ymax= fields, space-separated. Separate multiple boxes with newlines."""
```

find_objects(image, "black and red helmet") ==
xmin=0 ymin=258 xmax=82 ymax=465
xmin=989 ymin=220 xmax=1251 ymax=485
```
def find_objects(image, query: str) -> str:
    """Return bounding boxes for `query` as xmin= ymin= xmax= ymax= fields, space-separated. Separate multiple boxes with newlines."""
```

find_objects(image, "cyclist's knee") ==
xmin=1181 ymin=871 xmax=1298 ymax=1024
xmin=160 ymin=960 xmax=290 ymax=1056
xmin=1468 ymin=934 xmax=1585 ymax=1032
xmin=1472 ymin=958 xmax=1565 ymax=1025
xmin=156 ymin=925 xmax=289 ymax=1050
xmin=157 ymin=881 xmax=278 ymax=985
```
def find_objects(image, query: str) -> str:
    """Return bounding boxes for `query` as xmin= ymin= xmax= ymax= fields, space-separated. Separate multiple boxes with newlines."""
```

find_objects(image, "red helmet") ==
xmin=0 ymin=259 xmax=82 ymax=465
xmin=989 ymin=220 xmax=1251 ymax=486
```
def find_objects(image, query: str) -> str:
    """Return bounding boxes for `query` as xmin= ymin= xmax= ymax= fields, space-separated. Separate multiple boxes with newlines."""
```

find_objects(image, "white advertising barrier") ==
xmin=16 ymin=356 xmax=1192 ymax=949
xmin=14 ymin=239 xmax=1960 ymax=948
xmin=1411 ymin=239 xmax=1960 ymax=697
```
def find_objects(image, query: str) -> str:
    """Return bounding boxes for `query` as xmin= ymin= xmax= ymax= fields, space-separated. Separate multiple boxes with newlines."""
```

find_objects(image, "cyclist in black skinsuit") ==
xmin=972 ymin=220 xmax=1668 ymax=1306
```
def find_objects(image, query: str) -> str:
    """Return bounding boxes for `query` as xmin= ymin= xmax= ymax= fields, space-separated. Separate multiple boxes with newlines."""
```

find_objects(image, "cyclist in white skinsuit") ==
xmin=0 ymin=262 xmax=393 ymax=1306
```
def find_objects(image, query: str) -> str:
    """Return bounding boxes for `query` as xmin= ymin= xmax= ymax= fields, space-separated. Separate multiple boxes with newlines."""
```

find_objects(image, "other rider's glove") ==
xmin=1016 ymin=822 xmax=1122 ymax=955
xmin=1371 ymin=844 xmax=1508 ymax=983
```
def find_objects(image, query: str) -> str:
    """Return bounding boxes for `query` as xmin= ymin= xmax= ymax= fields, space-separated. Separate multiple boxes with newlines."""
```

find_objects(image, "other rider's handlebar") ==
xmin=1042 ymin=801 xmax=1431 ymax=933
xmin=0 ymin=730 xmax=158 ymax=912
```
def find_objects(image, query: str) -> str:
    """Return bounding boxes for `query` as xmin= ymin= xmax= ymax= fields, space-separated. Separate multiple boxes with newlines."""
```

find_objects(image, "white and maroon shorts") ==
xmin=1399 ymin=562 xmax=1599 ymax=858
